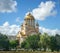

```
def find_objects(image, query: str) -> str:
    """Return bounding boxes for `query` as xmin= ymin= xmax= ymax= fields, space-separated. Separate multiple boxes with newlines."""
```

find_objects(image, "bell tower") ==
xmin=36 ymin=22 xmax=39 ymax=33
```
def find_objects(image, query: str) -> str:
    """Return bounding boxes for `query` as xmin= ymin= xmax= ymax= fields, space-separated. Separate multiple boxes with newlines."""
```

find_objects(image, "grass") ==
xmin=0 ymin=51 xmax=60 ymax=53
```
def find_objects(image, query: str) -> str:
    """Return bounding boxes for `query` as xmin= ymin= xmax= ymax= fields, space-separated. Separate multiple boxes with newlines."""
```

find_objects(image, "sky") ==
xmin=0 ymin=0 xmax=60 ymax=36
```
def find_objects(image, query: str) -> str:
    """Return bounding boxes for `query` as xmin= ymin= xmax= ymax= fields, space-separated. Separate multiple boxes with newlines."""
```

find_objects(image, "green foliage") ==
xmin=21 ymin=41 xmax=30 ymax=49
xmin=21 ymin=34 xmax=40 ymax=50
xmin=21 ymin=33 xmax=60 ymax=52
xmin=49 ymin=34 xmax=60 ymax=52
xmin=55 ymin=34 xmax=60 ymax=51
xmin=0 ymin=33 xmax=9 ymax=50
xmin=9 ymin=40 xmax=19 ymax=49
xmin=0 ymin=33 xmax=60 ymax=52
xmin=49 ymin=36 xmax=57 ymax=52
xmin=39 ymin=33 xmax=50 ymax=51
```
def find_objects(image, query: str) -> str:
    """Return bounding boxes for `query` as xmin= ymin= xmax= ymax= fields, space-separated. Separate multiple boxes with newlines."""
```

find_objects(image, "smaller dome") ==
xmin=25 ymin=12 xmax=35 ymax=20
xmin=36 ymin=22 xmax=39 ymax=26
xmin=24 ymin=22 xmax=27 ymax=25
xmin=20 ymin=32 xmax=26 ymax=36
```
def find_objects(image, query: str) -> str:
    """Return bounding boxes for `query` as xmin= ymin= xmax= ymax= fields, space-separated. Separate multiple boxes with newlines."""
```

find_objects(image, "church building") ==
xmin=16 ymin=12 xmax=39 ymax=45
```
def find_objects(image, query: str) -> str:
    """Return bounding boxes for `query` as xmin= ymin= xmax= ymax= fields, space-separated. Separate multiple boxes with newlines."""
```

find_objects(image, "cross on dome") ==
xmin=25 ymin=12 xmax=35 ymax=20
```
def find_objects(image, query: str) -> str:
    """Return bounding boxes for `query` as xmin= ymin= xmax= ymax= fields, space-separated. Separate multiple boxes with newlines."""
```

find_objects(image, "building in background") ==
xmin=7 ymin=36 xmax=16 ymax=40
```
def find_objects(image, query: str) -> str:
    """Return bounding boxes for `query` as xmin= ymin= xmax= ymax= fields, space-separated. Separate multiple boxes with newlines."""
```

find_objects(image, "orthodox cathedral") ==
xmin=16 ymin=12 xmax=39 ymax=45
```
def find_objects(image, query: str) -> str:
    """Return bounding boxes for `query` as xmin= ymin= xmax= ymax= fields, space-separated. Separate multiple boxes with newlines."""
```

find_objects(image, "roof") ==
xmin=25 ymin=12 xmax=35 ymax=20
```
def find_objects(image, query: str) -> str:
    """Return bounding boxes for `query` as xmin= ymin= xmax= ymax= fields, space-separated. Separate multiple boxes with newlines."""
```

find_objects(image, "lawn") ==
xmin=0 ymin=51 xmax=60 ymax=53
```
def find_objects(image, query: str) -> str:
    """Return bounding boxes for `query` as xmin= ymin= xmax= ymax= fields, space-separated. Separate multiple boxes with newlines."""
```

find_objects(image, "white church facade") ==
xmin=16 ymin=12 xmax=39 ymax=45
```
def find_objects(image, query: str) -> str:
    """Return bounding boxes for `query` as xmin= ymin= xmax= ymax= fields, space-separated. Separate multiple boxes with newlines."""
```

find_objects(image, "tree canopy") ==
xmin=0 ymin=33 xmax=9 ymax=50
xmin=21 ymin=34 xmax=40 ymax=50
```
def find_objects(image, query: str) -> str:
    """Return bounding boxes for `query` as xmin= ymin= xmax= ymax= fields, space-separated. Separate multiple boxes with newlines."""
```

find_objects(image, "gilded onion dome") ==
xmin=25 ymin=12 xmax=35 ymax=20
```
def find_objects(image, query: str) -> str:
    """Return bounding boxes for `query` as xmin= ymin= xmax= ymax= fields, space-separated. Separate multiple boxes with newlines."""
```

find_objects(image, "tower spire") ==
xmin=36 ymin=21 xmax=39 ymax=26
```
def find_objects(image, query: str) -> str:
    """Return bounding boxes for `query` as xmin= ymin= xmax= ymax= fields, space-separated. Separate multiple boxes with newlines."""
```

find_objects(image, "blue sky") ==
xmin=0 ymin=0 xmax=60 ymax=35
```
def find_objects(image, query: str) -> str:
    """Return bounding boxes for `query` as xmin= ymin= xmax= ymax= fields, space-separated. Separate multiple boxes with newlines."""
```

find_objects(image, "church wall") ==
xmin=16 ymin=13 xmax=39 ymax=45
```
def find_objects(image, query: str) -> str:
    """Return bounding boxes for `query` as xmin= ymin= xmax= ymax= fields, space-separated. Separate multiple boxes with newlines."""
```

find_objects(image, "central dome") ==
xmin=25 ymin=12 xmax=35 ymax=20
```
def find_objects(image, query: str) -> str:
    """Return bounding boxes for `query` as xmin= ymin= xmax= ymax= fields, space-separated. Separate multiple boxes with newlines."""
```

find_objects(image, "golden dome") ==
xmin=20 ymin=32 xmax=26 ymax=36
xmin=25 ymin=13 xmax=35 ymax=20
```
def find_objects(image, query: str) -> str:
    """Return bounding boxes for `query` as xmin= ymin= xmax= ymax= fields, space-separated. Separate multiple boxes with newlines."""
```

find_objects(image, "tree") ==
xmin=49 ymin=36 xmax=57 ymax=52
xmin=21 ymin=40 xmax=30 ymax=49
xmin=0 ymin=33 xmax=9 ymax=50
xmin=9 ymin=40 xmax=19 ymax=49
xmin=21 ymin=34 xmax=40 ymax=50
xmin=39 ymin=33 xmax=50 ymax=51
xmin=55 ymin=34 xmax=60 ymax=51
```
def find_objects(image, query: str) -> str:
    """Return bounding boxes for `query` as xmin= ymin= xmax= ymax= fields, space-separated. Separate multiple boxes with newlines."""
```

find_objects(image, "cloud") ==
xmin=16 ymin=17 xmax=23 ymax=25
xmin=0 ymin=22 xmax=60 ymax=36
xmin=39 ymin=27 xmax=60 ymax=35
xmin=31 ymin=1 xmax=57 ymax=20
xmin=0 ymin=0 xmax=17 ymax=13
xmin=3 ymin=22 xmax=9 ymax=27
xmin=16 ymin=17 xmax=21 ymax=23
xmin=0 ymin=22 xmax=20 ymax=36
